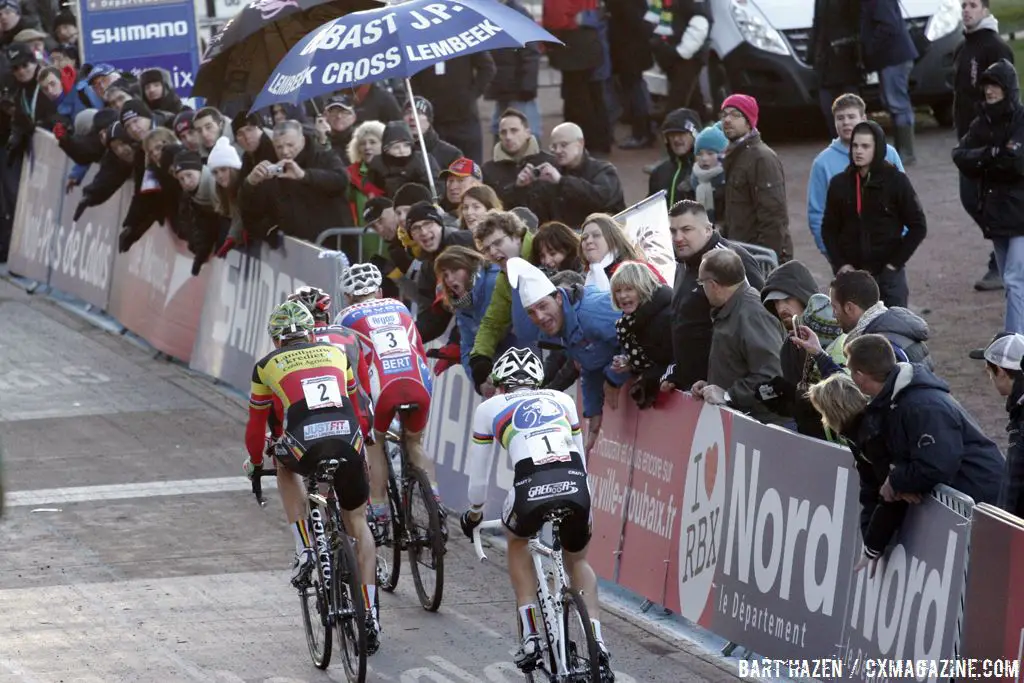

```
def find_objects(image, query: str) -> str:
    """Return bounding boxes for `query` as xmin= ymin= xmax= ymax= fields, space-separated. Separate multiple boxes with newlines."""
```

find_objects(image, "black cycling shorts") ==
xmin=275 ymin=409 xmax=369 ymax=512
xmin=501 ymin=452 xmax=592 ymax=553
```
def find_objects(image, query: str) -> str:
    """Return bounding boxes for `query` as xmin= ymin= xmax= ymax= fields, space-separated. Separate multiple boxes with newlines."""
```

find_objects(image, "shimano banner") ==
xmin=78 ymin=0 xmax=201 ymax=96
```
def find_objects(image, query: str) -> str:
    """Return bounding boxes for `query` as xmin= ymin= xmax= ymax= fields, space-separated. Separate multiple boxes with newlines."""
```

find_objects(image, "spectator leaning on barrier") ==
xmin=530 ymin=220 xmax=583 ymax=276
xmin=953 ymin=59 xmax=1024 ymax=335
xmin=481 ymin=108 xmax=553 ymax=209
xmin=232 ymin=111 xmax=275 ymax=178
xmin=755 ymin=260 xmax=825 ymax=437
xmin=647 ymin=107 xmax=700 ymax=206
xmin=239 ymin=119 xmax=353 ymax=248
xmin=403 ymin=96 xmax=462 ymax=172
xmin=173 ymin=110 xmax=201 ymax=153
xmin=610 ymin=261 xmax=674 ymax=409
xmin=808 ymin=93 xmax=904 ymax=257
xmin=971 ymin=331 xmax=1024 ymax=517
xmin=690 ymin=248 xmax=786 ymax=425
xmin=845 ymin=334 xmax=1004 ymax=571
xmin=822 ymin=120 xmax=926 ymax=308
xmin=508 ymin=257 xmax=624 ymax=456
xmin=467 ymin=211 xmax=541 ymax=395
xmin=719 ymin=94 xmax=793 ymax=263
xmin=206 ymin=137 xmax=244 ymax=256
xmin=73 ymin=120 xmax=134 ymax=221
xmin=194 ymin=107 xmax=236 ymax=158
xmin=172 ymin=148 xmax=225 ymax=275
xmin=955 ymin=0 xmax=1014 ymax=293
xmin=662 ymin=200 xmax=764 ymax=392
xmin=510 ymin=122 xmax=626 ymax=229
xmin=139 ymin=68 xmax=181 ymax=115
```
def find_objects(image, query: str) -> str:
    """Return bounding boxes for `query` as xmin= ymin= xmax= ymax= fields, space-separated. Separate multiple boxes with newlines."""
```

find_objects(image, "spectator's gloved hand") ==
xmin=52 ymin=122 xmax=68 ymax=141
xmin=73 ymin=201 xmax=89 ymax=222
xmin=755 ymin=376 xmax=795 ymax=415
xmin=118 ymin=227 xmax=134 ymax=253
xmin=469 ymin=355 xmax=493 ymax=393
xmin=215 ymin=237 xmax=236 ymax=258
xmin=427 ymin=342 xmax=461 ymax=376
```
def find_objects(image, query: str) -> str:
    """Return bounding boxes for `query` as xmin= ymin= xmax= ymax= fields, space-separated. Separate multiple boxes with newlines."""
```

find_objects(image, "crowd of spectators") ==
xmin=1 ymin=0 xmax=1023 ymax=573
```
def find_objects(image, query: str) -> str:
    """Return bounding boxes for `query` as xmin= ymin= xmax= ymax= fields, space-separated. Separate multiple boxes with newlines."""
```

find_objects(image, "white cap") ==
xmin=507 ymin=257 xmax=555 ymax=308
xmin=984 ymin=333 xmax=1024 ymax=370
xmin=207 ymin=136 xmax=242 ymax=170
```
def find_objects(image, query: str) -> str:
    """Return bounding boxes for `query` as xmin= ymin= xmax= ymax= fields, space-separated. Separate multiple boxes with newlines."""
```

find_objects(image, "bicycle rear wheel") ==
xmin=561 ymin=590 xmax=601 ymax=683
xmin=376 ymin=450 xmax=403 ymax=592
xmin=403 ymin=466 xmax=445 ymax=611
xmin=299 ymin=536 xmax=333 ymax=670
xmin=333 ymin=529 xmax=367 ymax=682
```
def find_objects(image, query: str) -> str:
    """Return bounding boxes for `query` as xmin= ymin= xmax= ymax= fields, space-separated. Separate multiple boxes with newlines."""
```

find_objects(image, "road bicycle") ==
xmin=251 ymin=457 xmax=368 ymax=682
xmin=367 ymin=402 xmax=447 ymax=612
xmin=472 ymin=508 xmax=603 ymax=683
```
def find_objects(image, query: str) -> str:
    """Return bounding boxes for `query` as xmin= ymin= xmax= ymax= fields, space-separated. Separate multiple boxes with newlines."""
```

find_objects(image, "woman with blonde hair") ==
xmin=610 ymin=261 xmax=674 ymax=408
xmin=459 ymin=185 xmax=502 ymax=231
xmin=434 ymin=245 xmax=516 ymax=374
xmin=807 ymin=374 xmax=868 ymax=440
xmin=579 ymin=213 xmax=665 ymax=290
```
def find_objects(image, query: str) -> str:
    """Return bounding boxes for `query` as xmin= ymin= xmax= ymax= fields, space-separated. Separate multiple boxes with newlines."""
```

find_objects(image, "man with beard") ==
xmin=482 ymin=109 xmax=553 ymax=209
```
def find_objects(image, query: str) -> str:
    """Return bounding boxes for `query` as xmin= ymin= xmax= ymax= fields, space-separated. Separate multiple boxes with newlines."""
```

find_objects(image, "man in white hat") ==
xmin=507 ymin=257 xmax=624 ymax=454
xmin=973 ymin=331 xmax=1024 ymax=517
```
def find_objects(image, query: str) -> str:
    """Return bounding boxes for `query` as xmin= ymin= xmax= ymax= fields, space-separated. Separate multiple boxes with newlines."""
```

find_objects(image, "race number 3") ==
xmin=370 ymin=327 xmax=411 ymax=356
xmin=301 ymin=375 xmax=343 ymax=409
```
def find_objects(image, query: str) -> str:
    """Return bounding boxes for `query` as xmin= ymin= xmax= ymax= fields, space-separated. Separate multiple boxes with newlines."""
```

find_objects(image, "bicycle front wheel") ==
xmin=300 ymin=523 xmax=333 ymax=669
xmin=403 ymin=466 xmax=445 ymax=611
xmin=561 ymin=590 xmax=601 ymax=683
xmin=333 ymin=530 xmax=367 ymax=682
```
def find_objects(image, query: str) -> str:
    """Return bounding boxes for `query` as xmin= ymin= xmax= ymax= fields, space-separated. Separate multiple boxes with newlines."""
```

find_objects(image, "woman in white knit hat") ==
xmin=207 ymin=136 xmax=245 ymax=256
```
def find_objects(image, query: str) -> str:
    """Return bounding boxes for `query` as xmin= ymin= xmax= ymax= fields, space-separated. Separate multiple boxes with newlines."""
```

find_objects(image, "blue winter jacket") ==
xmin=455 ymin=264 xmax=520 ymax=374
xmin=808 ymin=139 xmax=904 ymax=254
xmin=861 ymin=0 xmax=919 ymax=71
xmin=536 ymin=285 xmax=623 ymax=418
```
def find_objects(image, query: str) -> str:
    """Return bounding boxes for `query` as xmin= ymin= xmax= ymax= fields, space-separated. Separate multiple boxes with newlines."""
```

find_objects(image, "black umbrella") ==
xmin=193 ymin=0 xmax=381 ymax=109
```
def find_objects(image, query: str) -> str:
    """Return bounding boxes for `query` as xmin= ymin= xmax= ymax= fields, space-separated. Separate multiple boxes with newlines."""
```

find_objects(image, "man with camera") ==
xmin=508 ymin=122 xmax=625 ymax=229
xmin=240 ymin=119 xmax=354 ymax=250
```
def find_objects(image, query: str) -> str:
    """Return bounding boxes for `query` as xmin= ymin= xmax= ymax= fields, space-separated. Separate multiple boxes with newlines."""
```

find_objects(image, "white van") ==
xmin=645 ymin=0 xmax=963 ymax=126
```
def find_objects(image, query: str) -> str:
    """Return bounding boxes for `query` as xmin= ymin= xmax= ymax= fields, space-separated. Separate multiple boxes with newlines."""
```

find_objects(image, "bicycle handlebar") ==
xmin=250 ymin=466 xmax=278 ymax=507
xmin=472 ymin=519 xmax=505 ymax=562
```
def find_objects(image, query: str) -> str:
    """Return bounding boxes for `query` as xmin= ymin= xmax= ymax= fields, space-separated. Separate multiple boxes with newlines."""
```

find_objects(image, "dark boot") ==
xmin=894 ymin=125 xmax=917 ymax=166
xmin=975 ymin=251 xmax=1004 ymax=291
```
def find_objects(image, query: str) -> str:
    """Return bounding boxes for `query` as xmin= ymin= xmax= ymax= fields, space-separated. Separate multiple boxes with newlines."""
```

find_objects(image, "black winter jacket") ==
xmin=953 ymin=17 xmax=1015 ymax=139
xmin=822 ymin=121 xmax=927 ymax=274
xmin=422 ymin=127 xmax=462 ymax=172
xmin=952 ymin=60 xmax=1024 ymax=239
xmin=616 ymin=284 xmax=674 ymax=408
xmin=508 ymin=152 xmax=625 ymax=228
xmin=667 ymin=231 xmax=765 ymax=389
xmin=809 ymin=0 xmax=861 ymax=88
xmin=353 ymin=83 xmax=403 ymax=124
xmin=239 ymin=134 xmax=353 ymax=243
xmin=648 ymin=108 xmax=701 ymax=206
xmin=860 ymin=0 xmax=917 ymax=71
xmin=367 ymin=150 xmax=441 ymax=199
xmin=485 ymin=0 xmax=541 ymax=101
xmin=410 ymin=52 xmax=496 ymax=126
xmin=79 ymin=150 xmax=133 ymax=211
xmin=855 ymin=363 xmax=1004 ymax=556
xmin=481 ymin=136 xmax=554 ymax=209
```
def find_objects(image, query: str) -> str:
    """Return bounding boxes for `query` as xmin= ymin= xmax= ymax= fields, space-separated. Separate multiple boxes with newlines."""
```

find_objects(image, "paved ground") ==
xmin=0 ymin=279 xmax=741 ymax=683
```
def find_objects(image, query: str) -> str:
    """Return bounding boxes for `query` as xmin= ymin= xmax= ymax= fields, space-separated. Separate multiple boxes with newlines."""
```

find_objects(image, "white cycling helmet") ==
xmin=491 ymin=347 xmax=545 ymax=389
xmin=341 ymin=262 xmax=383 ymax=297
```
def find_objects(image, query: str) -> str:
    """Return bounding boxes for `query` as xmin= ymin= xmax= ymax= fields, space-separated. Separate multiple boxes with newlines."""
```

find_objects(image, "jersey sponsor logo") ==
xmin=380 ymin=354 xmax=413 ymax=375
xmin=303 ymin=419 xmax=351 ymax=440
xmin=513 ymin=397 xmax=564 ymax=430
xmin=527 ymin=480 xmax=578 ymax=501
xmin=368 ymin=312 xmax=401 ymax=328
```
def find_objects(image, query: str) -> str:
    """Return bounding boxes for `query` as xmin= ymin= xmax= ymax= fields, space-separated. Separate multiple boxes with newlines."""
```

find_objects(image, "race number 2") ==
xmin=301 ymin=375 xmax=343 ymax=409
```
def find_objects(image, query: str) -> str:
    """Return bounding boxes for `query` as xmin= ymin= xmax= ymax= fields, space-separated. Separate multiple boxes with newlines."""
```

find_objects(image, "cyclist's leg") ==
xmin=501 ymin=485 xmax=544 ymax=668
xmin=331 ymin=440 xmax=379 ymax=633
xmin=399 ymin=386 xmax=436 ymax=494
xmin=364 ymin=433 xmax=390 ymax=515
xmin=271 ymin=442 xmax=316 ymax=581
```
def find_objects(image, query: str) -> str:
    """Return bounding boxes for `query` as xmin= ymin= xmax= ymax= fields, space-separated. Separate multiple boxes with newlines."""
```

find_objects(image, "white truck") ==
xmin=645 ymin=0 xmax=963 ymax=126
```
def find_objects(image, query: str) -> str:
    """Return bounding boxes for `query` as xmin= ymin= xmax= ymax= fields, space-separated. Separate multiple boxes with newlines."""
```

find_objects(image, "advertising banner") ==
xmin=78 ymin=0 xmax=202 ymax=96
xmin=614 ymin=191 xmax=675 ymax=286
xmin=840 ymin=497 xmax=971 ymax=679
xmin=189 ymin=237 xmax=342 ymax=392
xmin=959 ymin=504 xmax=1024 ymax=681
xmin=107 ymin=223 xmax=209 ymax=362
xmin=7 ymin=130 xmax=117 ymax=310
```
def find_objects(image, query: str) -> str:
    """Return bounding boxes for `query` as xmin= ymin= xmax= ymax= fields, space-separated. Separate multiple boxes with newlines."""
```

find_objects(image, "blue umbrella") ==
xmin=251 ymin=0 xmax=561 ymax=197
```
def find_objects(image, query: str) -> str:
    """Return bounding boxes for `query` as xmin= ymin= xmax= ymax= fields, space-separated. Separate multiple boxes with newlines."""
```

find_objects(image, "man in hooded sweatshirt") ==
xmin=808 ymin=94 xmax=904 ymax=257
xmin=821 ymin=120 xmax=927 ymax=308
xmin=367 ymin=121 xmax=441 ymax=199
xmin=954 ymin=60 xmax=1024 ymax=335
xmin=647 ymin=107 xmax=700 ymax=205
xmin=954 ymin=0 xmax=1015 ymax=293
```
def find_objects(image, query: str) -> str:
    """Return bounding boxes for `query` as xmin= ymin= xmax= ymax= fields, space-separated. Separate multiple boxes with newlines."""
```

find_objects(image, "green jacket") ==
xmin=470 ymin=231 xmax=534 ymax=359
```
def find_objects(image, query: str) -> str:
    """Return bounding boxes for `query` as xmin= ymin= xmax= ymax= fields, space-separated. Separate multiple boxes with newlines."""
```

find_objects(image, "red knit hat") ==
xmin=721 ymin=94 xmax=759 ymax=130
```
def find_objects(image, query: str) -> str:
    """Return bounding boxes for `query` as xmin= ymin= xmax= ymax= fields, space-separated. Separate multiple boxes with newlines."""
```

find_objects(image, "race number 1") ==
xmin=301 ymin=375 xmax=343 ymax=409
xmin=526 ymin=430 xmax=570 ymax=464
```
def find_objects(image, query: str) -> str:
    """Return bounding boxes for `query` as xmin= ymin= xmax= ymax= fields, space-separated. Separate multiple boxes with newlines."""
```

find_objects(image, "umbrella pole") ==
xmin=404 ymin=78 xmax=438 ymax=201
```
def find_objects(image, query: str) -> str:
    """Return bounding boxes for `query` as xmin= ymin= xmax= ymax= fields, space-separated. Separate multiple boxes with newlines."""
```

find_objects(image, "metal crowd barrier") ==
xmin=930 ymin=484 xmax=976 ymax=663
xmin=315 ymin=227 xmax=368 ymax=263
xmin=730 ymin=240 xmax=780 ymax=281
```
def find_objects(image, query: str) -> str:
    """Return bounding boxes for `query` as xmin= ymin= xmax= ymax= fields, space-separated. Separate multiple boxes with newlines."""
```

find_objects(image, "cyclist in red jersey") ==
xmin=287 ymin=286 xmax=373 ymax=438
xmin=337 ymin=263 xmax=436 ymax=525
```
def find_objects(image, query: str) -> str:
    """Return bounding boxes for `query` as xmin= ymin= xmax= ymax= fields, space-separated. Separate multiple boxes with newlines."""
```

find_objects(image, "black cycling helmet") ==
xmin=287 ymin=285 xmax=332 ymax=323
xmin=491 ymin=347 xmax=545 ymax=390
